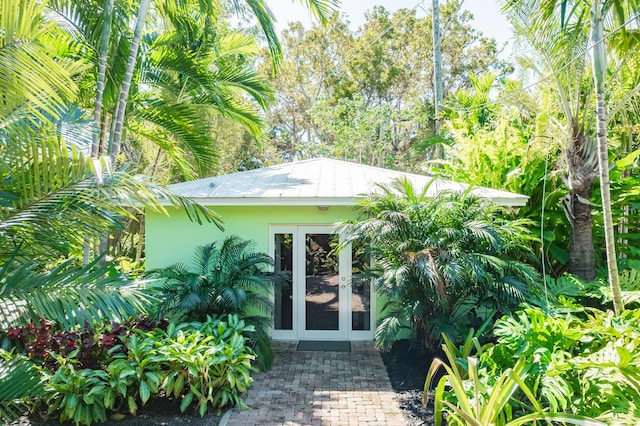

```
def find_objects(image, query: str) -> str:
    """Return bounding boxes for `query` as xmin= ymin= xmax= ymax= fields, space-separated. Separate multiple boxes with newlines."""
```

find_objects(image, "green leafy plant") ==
xmin=44 ymin=351 xmax=109 ymax=426
xmin=105 ymin=333 xmax=164 ymax=415
xmin=150 ymin=236 xmax=284 ymax=369
xmin=153 ymin=315 xmax=256 ymax=416
xmin=340 ymin=179 xmax=540 ymax=350
xmin=424 ymin=333 xmax=605 ymax=426
xmin=480 ymin=308 xmax=640 ymax=423
xmin=38 ymin=315 xmax=255 ymax=424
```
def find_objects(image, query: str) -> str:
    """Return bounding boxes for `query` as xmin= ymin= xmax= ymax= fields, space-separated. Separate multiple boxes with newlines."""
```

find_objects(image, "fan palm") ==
xmin=150 ymin=236 xmax=284 ymax=369
xmin=340 ymin=179 xmax=539 ymax=350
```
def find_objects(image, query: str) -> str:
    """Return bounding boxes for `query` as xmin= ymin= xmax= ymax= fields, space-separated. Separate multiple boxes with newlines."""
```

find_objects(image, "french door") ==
xmin=271 ymin=225 xmax=373 ymax=340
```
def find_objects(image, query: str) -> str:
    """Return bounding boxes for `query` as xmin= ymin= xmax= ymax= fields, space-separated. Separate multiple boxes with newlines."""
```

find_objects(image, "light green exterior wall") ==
xmin=145 ymin=204 xmax=396 ymax=338
xmin=145 ymin=205 xmax=357 ymax=269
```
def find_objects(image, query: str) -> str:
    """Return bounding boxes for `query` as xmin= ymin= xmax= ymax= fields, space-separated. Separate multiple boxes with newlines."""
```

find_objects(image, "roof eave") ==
xmin=158 ymin=196 xmax=359 ymax=207
xmin=158 ymin=195 xmax=528 ymax=207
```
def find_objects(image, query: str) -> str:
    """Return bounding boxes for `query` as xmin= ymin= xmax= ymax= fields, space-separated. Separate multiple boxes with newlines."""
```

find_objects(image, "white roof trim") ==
xmin=158 ymin=195 xmax=527 ymax=207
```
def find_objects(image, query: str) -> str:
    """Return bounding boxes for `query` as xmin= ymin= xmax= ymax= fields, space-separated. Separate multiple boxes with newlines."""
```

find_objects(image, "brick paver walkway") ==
xmin=225 ymin=341 xmax=407 ymax=426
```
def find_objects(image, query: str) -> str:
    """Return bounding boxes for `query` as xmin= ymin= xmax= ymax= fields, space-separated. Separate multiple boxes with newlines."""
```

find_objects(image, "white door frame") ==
xmin=296 ymin=225 xmax=348 ymax=340
xmin=270 ymin=224 xmax=375 ymax=341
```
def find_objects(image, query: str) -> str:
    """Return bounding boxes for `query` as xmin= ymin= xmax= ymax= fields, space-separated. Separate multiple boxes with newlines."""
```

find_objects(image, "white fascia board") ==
xmin=157 ymin=195 xmax=528 ymax=207
xmin=488 ymin=197 xmax=529 ymax=207
xmin=157 ymin=197 xmax=359 ymax=207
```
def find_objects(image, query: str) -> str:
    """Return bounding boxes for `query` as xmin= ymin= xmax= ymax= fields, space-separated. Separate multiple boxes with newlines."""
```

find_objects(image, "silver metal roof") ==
xmin=168 ymin=158 xmax=529 ymax=207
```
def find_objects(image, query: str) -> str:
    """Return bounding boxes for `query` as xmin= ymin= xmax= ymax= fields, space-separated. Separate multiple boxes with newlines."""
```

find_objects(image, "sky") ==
xmin=267 ymin=0 xmax=514 ymax=50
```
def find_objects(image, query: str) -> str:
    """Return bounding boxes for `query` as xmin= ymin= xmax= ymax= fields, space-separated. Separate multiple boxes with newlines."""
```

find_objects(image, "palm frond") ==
xmin=345 ymin=178 xmax=539 ymax=348
xmin=0 ymin=0 xmax=79 ymax=126
xmin=130 ymin=98 xmax=217 ymax=176
xmin=0 ymin=133 xmax=222 ymax=261
xmin=0 ymin=257 xmax=156 ymax=330
xmin=0 ymin=351 xmax=42 ymax=422
xmin=150 ymin=235 xmax=278 ymax=369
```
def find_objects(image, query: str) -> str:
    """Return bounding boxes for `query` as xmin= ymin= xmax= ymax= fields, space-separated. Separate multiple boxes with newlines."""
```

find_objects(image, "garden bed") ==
xmin=381 ymin=340 xmax=439 ymax=426
xmin=12 ymin=339 xmax=440 ymax=426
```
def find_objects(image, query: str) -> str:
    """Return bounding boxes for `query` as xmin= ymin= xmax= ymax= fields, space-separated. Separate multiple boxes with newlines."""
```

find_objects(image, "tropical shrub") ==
xmin=485 ymin=308 xmax=640 ymax=423
xmin=426 ymin=308 xmax=640 ymax=425
xmin=340 ymin=179 xmax=540 ymax=350
xmin=154 ymin=317 xmax=256 ymax=415
xmin=6 ymin=316 xmax=168 ymax=370
xmin=424 ymin=331 xmax=604 ymax=426
xmin=39 ymin=315 xmax=255 ymax=425
xmin=541 ymin=271 xmax=640 ymax=311
xmin=149 ymin=236 xmax=284 ymax=369
xmin=44 ymin=352 xmax=111 ymax=425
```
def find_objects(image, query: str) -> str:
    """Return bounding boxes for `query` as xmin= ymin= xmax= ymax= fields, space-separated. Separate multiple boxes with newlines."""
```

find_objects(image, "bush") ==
xmin=7 ymin=317 xmax=168 ymax=371
xmin=148 ymin=236 xmax=284 ymax=369
xmin=425 ymin=308 xmax=640 ymax=425
xmin=340 ymin=179 xmax=540 ymax=350
xmin=25 ymin=315 xmax=255 ymax=426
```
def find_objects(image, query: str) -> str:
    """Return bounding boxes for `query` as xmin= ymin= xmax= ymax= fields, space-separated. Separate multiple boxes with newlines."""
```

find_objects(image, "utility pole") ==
xmin=432 ymin=0 xmax=444 ymax=161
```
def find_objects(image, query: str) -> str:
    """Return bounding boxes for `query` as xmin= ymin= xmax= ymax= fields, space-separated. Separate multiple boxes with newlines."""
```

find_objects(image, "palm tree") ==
xmin=0 ymin=0 xmax=220 ymax=415
xmin=150 ymin=236 xmax=285 ymax=369
xmin=504 ymin=0 xmax=640 ymax=313
xmin=339 ymin=179 xmax=539 ymax=350
xmin=50 ymin=0 xmax=338 ymax=178
xmin=504 ymin=1 xmax=599 ymax=281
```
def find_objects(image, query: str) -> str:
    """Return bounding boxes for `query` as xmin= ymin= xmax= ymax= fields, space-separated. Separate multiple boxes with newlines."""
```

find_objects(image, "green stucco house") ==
xmin=145 ymin=158 xmax=528 ymax=342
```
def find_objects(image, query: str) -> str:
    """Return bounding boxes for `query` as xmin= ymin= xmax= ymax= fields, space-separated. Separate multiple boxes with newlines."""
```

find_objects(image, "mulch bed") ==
xmin=381 ymin=339 xmax=443 ymax=426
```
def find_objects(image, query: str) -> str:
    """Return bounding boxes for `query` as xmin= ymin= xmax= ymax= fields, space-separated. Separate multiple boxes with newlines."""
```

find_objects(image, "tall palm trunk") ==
xmin=109 ymin=0 xmax=150 ymax=166
xmin=565 ymin=126 xmax=598 ymax=280
xmin=432 ymin=0 xmax=444 ymax=161
xmin=591 ymin=0 xmax=623 ymax=313
xmin=91 ymin=0 xmax=114 ymax=158
xmin=568 ymin=186 xmax=596 ymax=280
xmin=85 ymin=0 xmax=115 ymax=265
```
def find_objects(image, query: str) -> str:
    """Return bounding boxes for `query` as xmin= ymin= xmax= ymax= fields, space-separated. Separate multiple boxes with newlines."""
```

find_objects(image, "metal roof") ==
xmin=168 ymin=158 xmax=529 ymax=207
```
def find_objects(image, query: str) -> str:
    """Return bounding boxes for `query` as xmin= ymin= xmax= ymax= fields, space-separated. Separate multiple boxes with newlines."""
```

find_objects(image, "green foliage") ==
xmin=341 ymin=179 xmax=539 ymax=350
xmin=424 ymin=334 xmax=604 ymax=426
xmin=436 ymin=74 xmax=571 ymax=275
xmin=155 ymin=317 xmax=255 ymax=415
xmin=150 ymin=236 xmax=283 ymax=369
xmin=41 ymin=315 xmax=255 ymax=425
xmin=0 ymin=350 xmax=42 ymax=421
xmin=263 ymin=1 xmax=509 ymax=168
xmin=0 ymin=259 xmax=156 ymax=331
xmin=308 ymin=96 xmax=414 ymax=168
xmin=45 ymin=352 xmax=110 ymax=426
xmin=538 ymin=270 xmax=640 ymax=311
xmin=479 ymin=308 xmax=640 ymax=423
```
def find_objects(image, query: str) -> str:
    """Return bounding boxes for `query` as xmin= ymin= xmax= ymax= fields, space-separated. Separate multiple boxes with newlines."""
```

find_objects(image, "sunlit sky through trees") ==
xmin=268 ymin=0 xmax=514 ymax=56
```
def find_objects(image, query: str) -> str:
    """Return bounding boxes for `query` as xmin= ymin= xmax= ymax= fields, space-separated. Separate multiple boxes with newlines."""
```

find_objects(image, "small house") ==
xmin=145 ymin=158 xmax=528 ymax=341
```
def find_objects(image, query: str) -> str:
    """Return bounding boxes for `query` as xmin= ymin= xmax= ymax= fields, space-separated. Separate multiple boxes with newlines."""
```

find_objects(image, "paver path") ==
xmin=225 ymin=341 xmax=407 ymax=426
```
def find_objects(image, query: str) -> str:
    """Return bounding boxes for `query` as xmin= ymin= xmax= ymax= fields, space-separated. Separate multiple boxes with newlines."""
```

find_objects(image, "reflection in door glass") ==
xmin=351 ymin=240 xmax=371 ymax=331
xmin=305 ymin=234 xmax=339 ymax=330
xmin=274 ymin=234 xmax=293 ymax=330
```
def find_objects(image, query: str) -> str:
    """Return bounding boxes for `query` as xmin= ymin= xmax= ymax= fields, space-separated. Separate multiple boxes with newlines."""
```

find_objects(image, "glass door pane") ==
xmin=304 ymin=233 xmax=339 ymax=331
xmin=274 ymin=233 xmax=293 ymax=330
xmin=351 ymin=240 xmax=371 ymax=331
